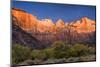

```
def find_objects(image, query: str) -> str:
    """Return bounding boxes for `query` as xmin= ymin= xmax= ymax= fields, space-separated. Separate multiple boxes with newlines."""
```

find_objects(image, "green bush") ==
xmin=30 ymin=50 xmax=47 ymax=60
xmin=44 ymin=48 xmax=54 ymax=58
xmin=68 ymin=44 xmax=89 ymax=57
xmin=74 ymin=44 xmax=89 ymax=56
xmin=51 ymin=41 xmax=70 ymax=59
xmin=12 ymin=44 xmax=31 ymax=64
xmin=66 ymin=47 xmax=78 ymax=57
xmin=52 ymin=41 xmax=67 ymax=49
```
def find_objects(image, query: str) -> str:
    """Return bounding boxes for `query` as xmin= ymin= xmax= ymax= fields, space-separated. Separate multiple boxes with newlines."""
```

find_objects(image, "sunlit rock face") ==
xmin=70 ymin=17 xmax=96 ymax=33
xmin=37 ymin=19 xmax=55 ymax=33
xmin=56 ymin=19 xmax=65 ymax=29
xmin=12 ymin=8 xmax=95 ymax=34
xmin=12 ymin=8 xmax=38 ymax=32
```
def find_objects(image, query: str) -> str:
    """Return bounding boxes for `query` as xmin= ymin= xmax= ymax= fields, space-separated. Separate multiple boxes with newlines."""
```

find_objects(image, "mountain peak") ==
xmin=41 ymin=19 xmax=54 ymax=27
xmin=56 ymin=19 xmax=64 ymax=24
xmin=56 ymin=19 xmax=65 ymax=27
xmin=71 ymin=17 xmax=96 ymax=33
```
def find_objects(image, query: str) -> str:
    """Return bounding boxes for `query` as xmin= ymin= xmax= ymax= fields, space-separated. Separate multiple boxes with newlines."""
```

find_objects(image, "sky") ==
xmin=12 ymin=1 xmax=96 ymax=23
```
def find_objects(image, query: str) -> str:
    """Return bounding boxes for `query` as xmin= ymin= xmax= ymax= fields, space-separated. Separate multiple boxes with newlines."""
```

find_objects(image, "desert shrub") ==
xmin=12 ymin=44 xmax=31 ymax=64
xmin=52 ymin=41 xmax=67 ymax=49
xmin=30 ymin=49 xmax=47 ymax=60
xmin=66 ymin=47 xmax=78 ymax=58
xmin=44 ymin=48 xmax=54 ymax=58
xmin=51 ymin=41 xmax=70 ymax=59
xmin=68 ymin=44 xmax=89 ymax=57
